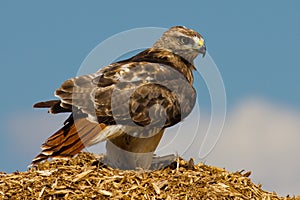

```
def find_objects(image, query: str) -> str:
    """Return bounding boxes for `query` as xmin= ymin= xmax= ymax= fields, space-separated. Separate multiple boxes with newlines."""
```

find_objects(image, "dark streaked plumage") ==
xmin=31 ymin=26 xmax=206 ymax=169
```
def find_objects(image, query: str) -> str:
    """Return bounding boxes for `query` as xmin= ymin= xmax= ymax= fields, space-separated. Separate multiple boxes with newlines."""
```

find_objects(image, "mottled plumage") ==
xmin=32 ymin=26 xmax=206 ymax=169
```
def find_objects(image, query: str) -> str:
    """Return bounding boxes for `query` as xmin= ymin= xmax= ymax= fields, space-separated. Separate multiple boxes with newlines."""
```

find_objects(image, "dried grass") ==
xmin=0 ymin=152 xmax=299 ymax=199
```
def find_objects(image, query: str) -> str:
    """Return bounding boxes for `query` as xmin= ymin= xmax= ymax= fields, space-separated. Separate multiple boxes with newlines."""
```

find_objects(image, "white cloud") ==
xmin=207 ymin=98 xmax=300 ymax=196
xmin=3 ymin=110 xmax=68 ymax=172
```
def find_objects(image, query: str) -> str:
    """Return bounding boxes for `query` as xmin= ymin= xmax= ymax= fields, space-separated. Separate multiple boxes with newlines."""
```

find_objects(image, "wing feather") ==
xmin=32 ymin=49 xmax=197 ymax=166
xmin=52 ymin=60 xmax=195 ymax=130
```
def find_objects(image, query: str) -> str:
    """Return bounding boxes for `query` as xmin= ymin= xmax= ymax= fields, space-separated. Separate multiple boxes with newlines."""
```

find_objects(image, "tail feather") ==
xmin=33 ymin=100 xmax=71 ymax=114
xmin=31 ymin=117 xmax=106 ymax=166
xmin=33 ymin=100 xmax=60 ymax=108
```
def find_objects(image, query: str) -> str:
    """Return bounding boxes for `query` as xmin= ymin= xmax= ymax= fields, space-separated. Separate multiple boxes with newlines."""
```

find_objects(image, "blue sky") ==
xmin=1 ymin=1 xmax=299 ymax=111
xmin=1 ymin=1 xmax=300 ymax=196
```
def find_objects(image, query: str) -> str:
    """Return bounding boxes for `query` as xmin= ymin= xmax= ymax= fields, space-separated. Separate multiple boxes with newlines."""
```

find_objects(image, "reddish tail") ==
xmin=31 ymin=117 xmax=106 ymax=166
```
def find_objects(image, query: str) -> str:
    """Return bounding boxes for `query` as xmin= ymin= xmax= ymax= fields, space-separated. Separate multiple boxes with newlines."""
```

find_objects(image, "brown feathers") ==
xmin=169 ymin=26 xmax=203 ymax=39
xmin=32 ymin=26 xmax=205 ymax=168
xmin=33 ymin=100 xmax=60 ymax=108
xmin=31 ymin=118 xmax=106 ymax=165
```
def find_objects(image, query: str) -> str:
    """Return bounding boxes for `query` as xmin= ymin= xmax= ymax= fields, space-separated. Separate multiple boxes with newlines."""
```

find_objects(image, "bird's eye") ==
xmin=179 ymin=36 xmax=192 ymax=45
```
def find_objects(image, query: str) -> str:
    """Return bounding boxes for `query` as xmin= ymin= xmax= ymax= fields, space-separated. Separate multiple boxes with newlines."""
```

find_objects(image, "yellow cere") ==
xmin=198 ymin=38 xmax=204 ymax=47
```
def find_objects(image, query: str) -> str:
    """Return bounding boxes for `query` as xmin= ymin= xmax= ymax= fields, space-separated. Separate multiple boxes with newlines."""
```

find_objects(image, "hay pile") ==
xmin=0 ymin=152 xmax=299 ymax=199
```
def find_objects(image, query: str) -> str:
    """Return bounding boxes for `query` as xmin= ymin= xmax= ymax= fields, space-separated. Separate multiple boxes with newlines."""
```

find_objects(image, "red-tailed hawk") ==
xmin=31 ymin=26 xmax=206 ymax=169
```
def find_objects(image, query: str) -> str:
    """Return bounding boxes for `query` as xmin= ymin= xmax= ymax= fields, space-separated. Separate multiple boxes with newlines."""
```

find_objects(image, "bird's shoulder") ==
xmin=92 ymin=48 xmax=195 ymax=88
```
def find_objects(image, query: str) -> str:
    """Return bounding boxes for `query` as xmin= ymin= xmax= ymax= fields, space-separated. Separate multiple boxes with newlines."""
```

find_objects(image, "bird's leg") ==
xmin=105 ymin=129 xmax=164 ymax=170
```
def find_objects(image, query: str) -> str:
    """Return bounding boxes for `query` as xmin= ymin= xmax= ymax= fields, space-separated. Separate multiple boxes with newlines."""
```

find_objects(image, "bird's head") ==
xmin=152 ymin=26 xmax=206 ymax=64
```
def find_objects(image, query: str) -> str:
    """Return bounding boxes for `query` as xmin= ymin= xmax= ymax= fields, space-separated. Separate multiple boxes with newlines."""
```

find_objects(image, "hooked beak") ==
xmin=198 ymin=44 xmax=206 ymax=57
xmin=196 ymin=38 xmax=206 ymax=57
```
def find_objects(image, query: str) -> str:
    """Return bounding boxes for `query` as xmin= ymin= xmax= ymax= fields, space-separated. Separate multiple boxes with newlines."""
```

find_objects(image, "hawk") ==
xmin=31 ymin=26 xmax=206 ymax=169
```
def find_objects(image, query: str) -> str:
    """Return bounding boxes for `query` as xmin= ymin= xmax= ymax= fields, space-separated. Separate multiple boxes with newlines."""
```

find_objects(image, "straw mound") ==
xmin=0 ymin=152 xmax=299 ymax=200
